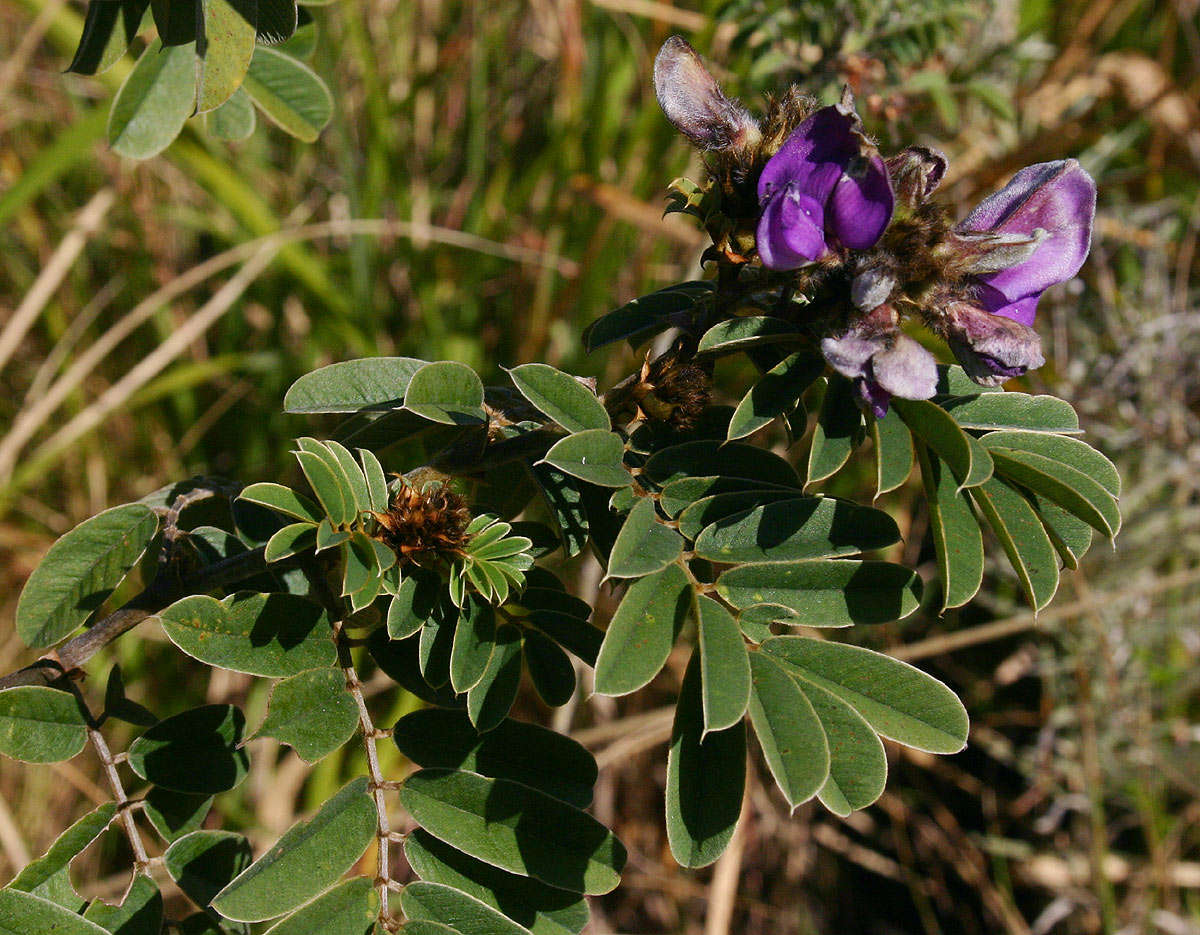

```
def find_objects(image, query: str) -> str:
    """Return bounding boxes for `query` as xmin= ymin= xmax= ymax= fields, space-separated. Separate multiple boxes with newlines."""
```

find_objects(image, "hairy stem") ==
xmin=333 ymin=618 xmax=397 ymax=930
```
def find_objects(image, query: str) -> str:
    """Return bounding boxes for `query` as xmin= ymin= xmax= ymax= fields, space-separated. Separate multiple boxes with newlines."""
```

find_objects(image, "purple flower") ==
xmin=820 ymin=306 xmax=938 ymax=416
xmin=957 ymin=159 xmax=1096 ymax=327
xmin=756 ymin=97 xmax=894 ymax=269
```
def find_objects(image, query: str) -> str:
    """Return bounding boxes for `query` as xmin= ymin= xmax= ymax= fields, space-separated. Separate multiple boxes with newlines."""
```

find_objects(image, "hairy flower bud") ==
xmin=756 ymin=90 xmax=894 ymax=269
xmin=654 ymin=37 xmax=760 ymax=153
xmin=940 ymin=300 xmax=1046 ymax=387
xmin=820 ymin=307 xmax=937 ymax=416
xmin=886 ymin=145 xmax=947 ymax=209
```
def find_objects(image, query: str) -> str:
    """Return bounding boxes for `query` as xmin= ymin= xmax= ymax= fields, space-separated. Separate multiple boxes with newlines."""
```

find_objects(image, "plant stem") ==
xmin=332 ymin=617 xmax=398 ymax=930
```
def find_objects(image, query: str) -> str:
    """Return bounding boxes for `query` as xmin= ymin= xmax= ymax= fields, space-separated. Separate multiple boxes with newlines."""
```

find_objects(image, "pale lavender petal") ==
xmin=820 ymin=332 xmax=878 ymax=380
xmin=942 ymin=300 xmax=1046 ymax=386
xmin=869 ymin=333 xmax=938 ymax=401
xmin=757 ymin=187 xmax=827 ymax=269
xmin=828 ymin=154 xmax=894 ymax=250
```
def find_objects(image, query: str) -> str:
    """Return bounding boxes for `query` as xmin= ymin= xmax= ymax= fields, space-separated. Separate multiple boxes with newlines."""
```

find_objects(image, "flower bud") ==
xmin=885 ymin=146 xmax=947 ymax=209
xmin=941 ymin=300 xmax=1046 ymax=387
xmin=654 ymin=37 xmax=760 ymax=153
xmin=850 ymin=265 xmax=896 ymax=311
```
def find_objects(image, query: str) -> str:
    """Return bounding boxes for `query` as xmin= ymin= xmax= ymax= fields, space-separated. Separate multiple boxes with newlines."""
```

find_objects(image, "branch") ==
xmin=0 ymin=545 xmax=282 ymax=692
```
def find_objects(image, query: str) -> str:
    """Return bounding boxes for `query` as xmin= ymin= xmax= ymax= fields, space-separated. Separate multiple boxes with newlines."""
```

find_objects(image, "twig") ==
xmin=704 ymin=788 xmax=751 ymax=935
xmin=333 ymin=618 xmax=397 ymax=931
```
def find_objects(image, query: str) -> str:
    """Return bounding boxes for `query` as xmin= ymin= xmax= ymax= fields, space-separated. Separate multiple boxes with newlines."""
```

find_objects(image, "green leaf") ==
xmin=979 ymin=431 xmax=1120 ymax=496
xmin=393 ymin=709 xmax=597 ymax=808
xmin=0 ymin=686 xmax=88 ymax=763
xmin=727 ymin=351 xmax=822 ymax=440
xmin=715 ymin=560 xmax=923 ymax=626
xmin=696 ymin=316 xmax=799 ymax=355
xmin=164 ymin=831 xmax=253 ymax=914
xmin=196 ymin=0 xmax=256 ymax=113
xmin=399 ymin=770 xmax=625 ymax=895
xmin=255 ymin=0 xmax=297 ymax=42
xmin=285 ymin=358 xmax=426 ymax=413
xmin=83 ymin=874 xmax=163 ymax=935
xmin=893 ymin=397 xmax=992 ymax=491
xmin=324 ymin=441 xmax=372 ymax=519
xmin=449 ymin=599 xmax=497 ymax=694
xmin=934 ymin=365 xmax=1003 ymax=397
xmin=262 ymin=878 xmax=376 ymax=935
xmin=605 ymin=498 xmax=683 ymax=578
xmin=206 ymin=86 xmax=257 ymax=140
xmin=251 ymin=668 xmax=358 ymax=762
xmin=67 ymin=0 xmax=148 ymax=76
xmin=643 ymin=441 xmax=800 ymax=489
xmin=658 ymin=475 xmax=796 ymax=518
xmin=405 ymin=831 xmax=588 ymax=935
xmin=675 ymin=489 xmax=800 ymax=540
xmin=762 ymin=637 xmax=969 ymax=753
xmin=10 ymin=803 xmax=117 ymax=900
xmin=522 ymin=633 xmax=576 ymax=708
xmin=795 ymin=679 xmax=887 ymax=816
xmin=213 ymin=777 xmax=377 ymax=922
xmin=264 ymin=523 xmax=317 ymax=562
xmin=692 ymin=496 xmax=901 ymax=564
xmin=593 ymin=563 xmax=691 ymax=696
xmin=142 ymin=789 xmax=213 ymax=844
xmin=238 ymin=483 xmax=323 ymax=523
xmin=871 ymin=409 xmax=914 ymax=497
xmin=583 ymin=282 xmax=712 ymax=352
xmin=127 ymin=705 xmax=249 ymax=794
xmin=467 ymin=625 xmax=523 ymax=733
xmin=108 ymin=41 xmax=196 ymax=159
xmin=915 ymin=443 xmax=984 ymax=611
xmin=342 ymin=533 xmax=380 ymax=598
xmin=158 ymin=592 xmax=334 ymax=676
xmin=525 ymin=612 xmax=602 ymax=667
xmin=419 ymin=610 xmax=456 ymax=687
xmin=807 ymin=377 xmax=864 ymax=485
xmin=16 ymin=503 xmax=159 ymax=648
xmin=941 ymin=392 xmax=1080 ymax=434
xmin=0 ymin=890 xmax=109 ymax=935
xmin=404 ymin=361 xmax=486 ymax=425
xmin=295 ymin=450 xmax=351 ymax=527
xmin=540 ymin=431 xmax=628 ymax=488
xmin=1029 ymin=492 xmax=1093 ymax=570
xmin=666 ymin=651 xmax=746 ymax=868
xmin=400 ymin=883 xmax=531 ymax=935
xmin=967 ymin=476 xmax=1061 ymax=611
xmin=746 ymin=653 xmax=829 ymax=810
xmin=695 ymin=597 xmax=750 ymax=734
xmin=529 ymin=465 xmax=587 ymax=558
xmin=358 ymin=448 xmax=390 ymax=512
xmin=988 ymin=448 xmax=1121 ymax=538
xmin=387 ymin=569 xmax=441 ymax=640
xmin=242 ymin=46 xmax=332 ymax=141
xmin=150 ymin=0 xmax=197 ymax=45
xmin=508 ymin=365 xmax=610 ymax=433
xmin=368 ymin=630 xmax=464 ymax=710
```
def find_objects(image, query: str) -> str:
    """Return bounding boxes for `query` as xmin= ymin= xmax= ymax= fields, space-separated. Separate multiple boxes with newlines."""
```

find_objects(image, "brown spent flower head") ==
xmin=371 ymin=481 xmax=471 ymax=565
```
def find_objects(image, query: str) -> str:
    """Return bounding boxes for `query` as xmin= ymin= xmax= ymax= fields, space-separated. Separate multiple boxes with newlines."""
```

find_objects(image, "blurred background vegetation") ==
xmin=1 ymin=0 xmax=1198 ymax=932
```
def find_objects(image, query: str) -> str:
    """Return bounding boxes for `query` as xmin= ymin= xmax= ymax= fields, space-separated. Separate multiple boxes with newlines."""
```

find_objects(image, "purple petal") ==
xmin=856 ymin=379 xmax=891 ymax=418
xmin=828 ymin=154 xmax=894 ymax=250
xmin=959 ymin=160 xmax=1096 ymax=315
xmin=942 ymin=300 xmax=1046 ymax=385
xmin=975 ymin=284 xmax=1041 ymax=327
xmin=758 ymin=106 xmax=859 ymax=208
xmin=757 ymin=186 xmax=827 ymax=268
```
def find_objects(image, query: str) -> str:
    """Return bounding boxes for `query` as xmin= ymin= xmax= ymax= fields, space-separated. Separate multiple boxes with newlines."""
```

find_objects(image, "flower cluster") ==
xmin=653 ymin=37 xmax=1096 ymax=414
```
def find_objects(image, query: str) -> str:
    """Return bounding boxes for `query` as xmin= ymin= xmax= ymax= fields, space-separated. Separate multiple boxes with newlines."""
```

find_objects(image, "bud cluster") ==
xmin=654 ymin=37 xmax=1096 ymax=415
